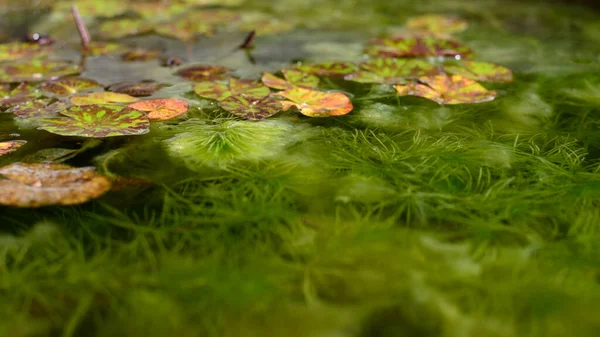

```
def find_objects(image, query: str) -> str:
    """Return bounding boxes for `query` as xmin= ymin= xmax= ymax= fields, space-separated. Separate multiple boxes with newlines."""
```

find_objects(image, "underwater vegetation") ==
xmin=1 ymin=0 xmax=600 ymax=336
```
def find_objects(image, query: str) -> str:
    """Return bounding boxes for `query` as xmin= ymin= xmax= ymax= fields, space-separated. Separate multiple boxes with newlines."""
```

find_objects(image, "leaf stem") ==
xmin=72 ymin=4 xmax=90 ymax=51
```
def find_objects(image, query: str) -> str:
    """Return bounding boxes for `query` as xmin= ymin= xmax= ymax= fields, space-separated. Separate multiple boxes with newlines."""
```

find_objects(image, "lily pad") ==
xmin=70 ymin=92 xmax=139 ymax=106
xmin=155 ymin=21 xmax=214 ymax=41
xmin=0 ymin=42 xmax=48 ymax=63
xmin=394 ymin=74 xmax=497 ymax=104
xmin=0 ymin=162 xmax=112 ymax=208
xmin=131 ymin=2 xmax=186 ymax=21
xmin=0 ymin=140 xmax=26 ymax=156
xmin=40 ymin=77 xmax=102 ymax=97
xmin=405 ymin=15 xmax=468 ymax=35
xmin=239 ymin=19 xmax=294 ymax=36
xmin=365 ymin=36 xmax=473 ymax=59
xmin=274 ymin=87 xmax=353 ymax=117
xmin=39 ymin=104 xmax=150 ymax=138
xmin=344 ymin=58 xmax=440 ymax=84
xmin=194 ymin=78 xmax=270 ymax=101
xmin=261 ymin=69 xmax=319 ymax=90
xmin=121 ymin=49 xmax=162 ymax=62
xmin=220 ymin=96 xmax=282 ymax=120
xmin=295 ymin=61 xmax=358 ymax=77
xmin=8 ymin=99 xmax=68 ymax=118
xmin=0 ymin=60 xmax=81 ymax=83
xmin=83 ymin=42 xmax=127 ymax=56
xmin=185 ymin=9 xmax=241 ymax=25
xmin=99 ymin=19 xmax=152 ymax=39
xmin=59 ymin=0 xmax=128 ymax=17
xmin=128 ymin=99 xmax=189 ymax=120
xmin=443 ymin=61 xmax=514 ymax=83
xmin=0 ymin=83 xmax=42 ymax=110
xmin=176 ymin=65 xmax=232 ymax=82
xmin=109 ymin=81 xmax=166 ymax=97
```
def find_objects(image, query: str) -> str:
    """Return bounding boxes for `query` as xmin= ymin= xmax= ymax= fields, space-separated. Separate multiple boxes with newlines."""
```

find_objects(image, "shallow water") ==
xmin=1 ymin=1 xmax=600 ymax=336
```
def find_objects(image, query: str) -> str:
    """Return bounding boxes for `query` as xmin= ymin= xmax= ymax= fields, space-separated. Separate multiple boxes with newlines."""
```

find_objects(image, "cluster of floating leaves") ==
xmin=0 ymin=13 xmax=513 ymax=208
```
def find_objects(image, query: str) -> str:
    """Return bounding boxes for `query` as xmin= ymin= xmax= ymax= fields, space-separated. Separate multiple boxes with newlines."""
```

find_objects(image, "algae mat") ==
xmin=1 ymin=0 xmax=600 ymax=336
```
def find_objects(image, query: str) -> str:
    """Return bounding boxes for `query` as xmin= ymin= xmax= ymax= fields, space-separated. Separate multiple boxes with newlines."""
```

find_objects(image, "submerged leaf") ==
xmin=70 ymin=92 xmax=139 ymax=106
xmin=344 ymin=58 xmax=440 ymax=84
xmin=220 ymin=96 xmax=282 ymax=120
xmin=394 ymin=74 xmax=496 ymax=104
xmin=0 ymin=60 xmax=81 ymax=83
xmin=0 ymin=163 xmax=112 ymax=208
xmin=8 ymin=99 xmax=68 ymax=118
xmin=0 ymin=42 xmax=48 ymax=63
xmin=405 ymin=15 xmax=468 ymax=35
xmin=39 ymin=104 xmax=150 ymax=138
xmin=274 ymin=87 xmax=353 ymax=117
xmin=262 ymin=70 xmax=319 ymax=90
xmin=444 ymin=61 xmax=513 ymax=83
xmin=295 ymin=61 xmax=358 ymax=77
xmin=176 ymin=65 xmax=231 ymax=82
xmin=109 ymin=81 xmax=166 ymax=97
xmin=365 ymin=36 xmax=472 ymax=58
xmin=128 ymin=99 xmax=189 ymax=120
xmin=194 ymin=78 xmax=270 ymax=101
xmin=0 ymin=83 xmax=42 ymax=110
xmin=40 ymin=77 xmax=102 ymax=97
xmin=0 ymin=140 xmax=26 ymax=156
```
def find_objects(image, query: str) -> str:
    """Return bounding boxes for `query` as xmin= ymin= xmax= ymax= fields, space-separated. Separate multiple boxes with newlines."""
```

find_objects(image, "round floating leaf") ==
xmin=239 ymin=19 xmax=294 ymax=36
xmin=295 ymin=61 xmax=358 ymax=77
xmin=345 ymin=58 xmax=440 ymax=84
xmin=121 ymin=49 xmax=161 ymax=62
xmin=220 ymin=95 xmax=282 ymax=120
xmin=83 ymin=42 xmax=127 ymax=56
xmin=8 ymin=99 xmax=68 ymax=118
xmin=40 ymin=77 xmax=102 ymax=97
xmin=261 ymin=70 xmax=319 ymax=90
xmin=0 ymin=83 xmax=42 ymax=110
xmin=394 ymin=74 xmax=497 ymax=104
xmin=70 ymin=92 xmax=139 ymax=106
xmin=175 ymin=65 xmax=231 ymax=82
xmin=0 ymin=60 xmax=81 ymax=83
xmin=365 ymin=36 xmax=473 ymax=59
xmin=443 ymin=61 xmax=513 ymax=83
xmin=185 ymin=9 xmax=241 ymax=25
xmin=194 ymin=78 xmax=270 ymax=101
xmin=0 ymin=163 xmax=112 ymax=208
xmin=59 ymin=0 xmax=128 ymax=17
xmin=155 ymin=21 xmax=214 ymax=41
xmin=99 ymin=19 xmax=152 ymax=39
xmin=0 ymin=42 xmax=48 ymax=63
xmin=39 ymin=104 xmax=150 ymax=138
xmin=405 ymin=15 xmax=468 ymax=35
xmin=132 ymin=2 xmax=186 ymax=21
xmin=109 ymin=81 xmax=166 ymax=97
xmin=128 ymin=99 xmax=189 ymax=120
xmin=0 ymin=140 xmax=26 ymax=156
xmin=261 ymin=72 xmax=293 ymax=90
xmin=274 ymin=87 xmax=353 ymax=117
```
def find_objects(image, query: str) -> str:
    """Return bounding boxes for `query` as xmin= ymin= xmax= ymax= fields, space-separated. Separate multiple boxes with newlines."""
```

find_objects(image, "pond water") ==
xmin=1 ymin=0 xmax=600 ymax=336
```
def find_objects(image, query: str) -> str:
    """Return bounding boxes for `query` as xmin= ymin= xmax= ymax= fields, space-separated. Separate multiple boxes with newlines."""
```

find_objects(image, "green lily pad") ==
xmin=220 ymin=95 xmax=282 ymax=120
xmin=8 ymin=99 xmax=68 ymax=118
xmin=344 ymin=58 xmax=440 ymax=84
xmin=185 ymin=9 xmax=241 ymax=25
xmin=365 ymin=36 xmax=473 ymax=59
xmin=394 ymin=74 xmax=497 ymax=104
xmin=40 ymin=77 xmax=102 ymax=97
xmin=274 ymin=86 xmax=353 ymax=117
xmin=109 ymin=81 xmax=166 ymax=97
xmin=295 ymin=61 xmax=358 ymax=77
xmin=39 ymin=104 xmax=150 ymax=138
xmin=70 ymin=92 xmax=139 ymax=106
xmin=194 ymin=78 xmax=270 ymax=101
xmin=0 ymin=140 xmax=26 ymax=156
xmin=0 ymin=42 xmax=48 ymax=63
xmin=405 ymin=15 xmax=468 ymax=35
xmin=58 ymin=0 xmax=128 ymax=17
xmin=239 ymin=18 xmax=294 ymax=36
xmin=0 ymin=83 xmax=42 ymax=110
xmin=121 ymin=49 xmax=162 ymax=62
xmin=83 ymin=42 xmax=128 ymax=56
xmin=176 ymin=65 xmax=232 ymax=82
xmin=262 ymin=69 xmax=320 ymax=90
xmin=98 ymin=19 xmax=152 ymax=39
xmin=155 ymin=21 xmax=214 ymax=41
xmin=443 ymin=61 xmax=514 ymax=83
xmin=131 ymin=2 xmax=186 ymax=21
xmin=0 ymin=60 xmax=81 ymax=83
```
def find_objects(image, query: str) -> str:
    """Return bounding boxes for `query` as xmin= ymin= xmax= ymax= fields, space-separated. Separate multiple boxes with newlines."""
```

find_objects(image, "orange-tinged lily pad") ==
xmin=70 ymin=92 xmax=139 ymax=106
xmin=109 ymin=81 xmax=166 ymax=97
xmin=295 ymin=61 xmax=358 ymax=77
xmin=194 ymin=78 xmax=270 ymax=101
xmin=128 ymin=99 xmax=189 ymax=120
xmin=0 ymin=162 xmax=112 ymax=208
xmin=344 ymin=58 xmax=440 ymax=84
xmin=38 ymin=104 xmax=150 ymax=138
xmin=262 ymin=69 xmax=319 ymax=90
xmin=443 ymin=61 xmax=513 ymax=83
xmin=394 ymin=74 xmax=496 ymax=104
xmin=40 ymin=77 xmax=102 ymax=97
xmin=219 ymin=95 xmax=282 ymax=120
xmin=176 ymin=65 xmax=231 ymax=82
xmin=365 ymin=36 xmax=472 ymax=59
xmin=0 ymin=42 xmax=48 ymax=62
xmin=0 ymin=140 xmax=26 ymax=156
xmin=405 ymin=15 xmax=468 ymax=35
xmin=0 ymin=83 xmax=42 ymax=110
xmin=274 ymin=87 xmax=353 ymax=117
xmin=0 ymin=60 xmax=81 ymax=83
xmin=8 ymin=99 xmax=68 ymax=118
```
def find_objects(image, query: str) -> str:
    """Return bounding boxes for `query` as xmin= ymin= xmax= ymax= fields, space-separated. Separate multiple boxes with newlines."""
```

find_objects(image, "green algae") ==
xmin=1 ymin=0 xmax=600 ymax=336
